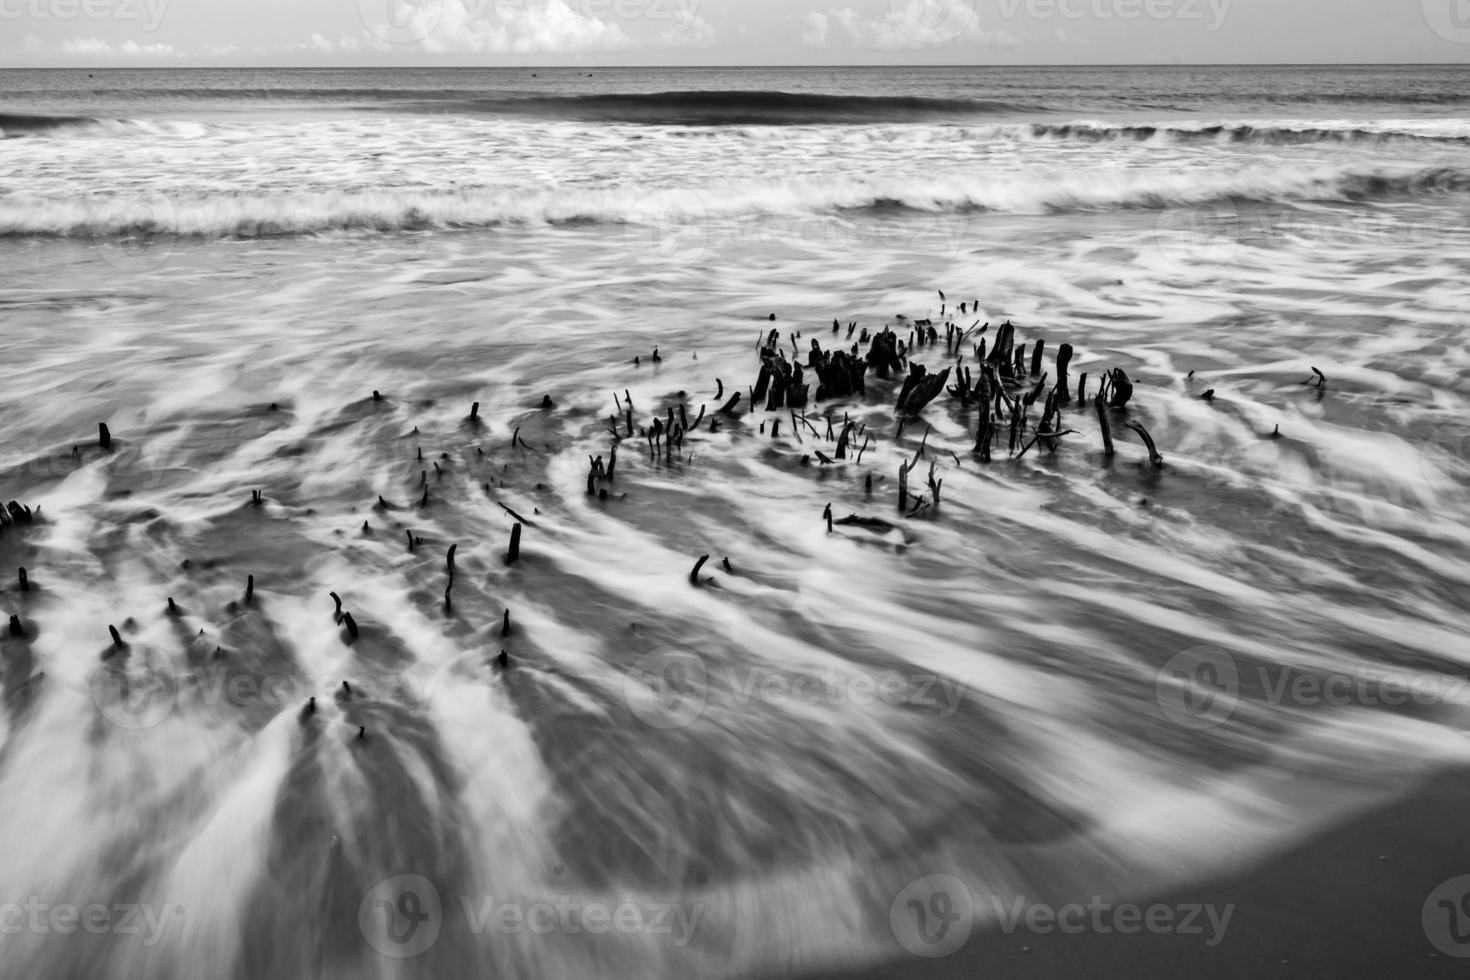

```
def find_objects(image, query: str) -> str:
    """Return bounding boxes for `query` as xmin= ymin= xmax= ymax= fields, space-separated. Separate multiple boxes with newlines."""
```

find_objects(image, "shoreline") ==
xmin=804 ymin=768 xmax=1470 ymax=980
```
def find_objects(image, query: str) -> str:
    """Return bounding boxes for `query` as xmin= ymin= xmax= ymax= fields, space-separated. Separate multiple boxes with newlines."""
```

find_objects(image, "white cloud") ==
xmin=361 ymin=0 xmax=632 ymax=53
xmin=803 ymin=11 xmax=829 ymax=47
xmin=119 ymin=40 xmax=176 ymax=56
xmin=806 ymin=1 xmax=1017 ymax=50
xmin=276 ymin=33 xmax=366 ymax=54
xmin=60 ymin=37 xmax=114 ymax=56
xmin=657 ymin=13 xmax=714 ymax=47
xmin=56 ymin=37 xmax=175 ymax=57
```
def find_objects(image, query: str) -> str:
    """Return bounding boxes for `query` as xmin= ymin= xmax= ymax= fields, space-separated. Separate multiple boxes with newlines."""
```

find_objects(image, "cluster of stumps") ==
xmin=612 ymin=293 xmax=1166 ymax=542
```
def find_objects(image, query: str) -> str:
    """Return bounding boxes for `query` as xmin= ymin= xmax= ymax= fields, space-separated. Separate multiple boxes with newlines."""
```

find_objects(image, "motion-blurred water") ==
xmin=1 ymin=64 xmax=1469 ymax=978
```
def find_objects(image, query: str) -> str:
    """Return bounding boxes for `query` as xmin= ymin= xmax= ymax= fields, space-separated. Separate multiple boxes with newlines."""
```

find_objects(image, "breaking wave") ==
xmin=3 ymin=163 xmax=1466 ymax=239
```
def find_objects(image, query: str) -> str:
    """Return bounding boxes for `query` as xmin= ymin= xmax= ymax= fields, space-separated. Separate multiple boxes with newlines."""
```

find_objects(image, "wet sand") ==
xmin=809 ymin=766 xmax=1470 ymax=980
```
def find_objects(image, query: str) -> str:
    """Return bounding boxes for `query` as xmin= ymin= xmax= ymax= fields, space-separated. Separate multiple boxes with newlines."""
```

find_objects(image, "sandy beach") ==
xmin=807 ymin=767 xmax=1470 ymax=980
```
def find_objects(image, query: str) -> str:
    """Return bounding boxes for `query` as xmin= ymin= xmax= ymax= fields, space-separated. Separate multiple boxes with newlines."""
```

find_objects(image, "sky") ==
xmin=2 ymin=0 xmax=1467 ymax=66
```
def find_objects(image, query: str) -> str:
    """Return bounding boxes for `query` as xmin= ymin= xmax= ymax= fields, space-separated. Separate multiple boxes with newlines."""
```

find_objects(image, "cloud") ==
xmin=664 ymin=13 xmax=714 ymax=46
xmin=360 ymin=0 xmax=634 ymax=53
xmin=60 ymin=37 xmax=113 ymax=56
xmin=56 ymin=37 xmax=176 ymax=57
xmin=803 ymin=11 xmax=830 ymax=47
xmin=657 ymin=12 xmax=715 ymax=46
xmin=804 ymin=1 xmax=1017 ymax=50
xmin=119 ymin=40 xmax=176 ymax=56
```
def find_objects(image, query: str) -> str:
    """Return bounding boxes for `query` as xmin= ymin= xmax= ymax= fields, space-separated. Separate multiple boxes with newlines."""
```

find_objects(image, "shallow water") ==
xmin=2 ymin=65 xmax=1470 ymax=978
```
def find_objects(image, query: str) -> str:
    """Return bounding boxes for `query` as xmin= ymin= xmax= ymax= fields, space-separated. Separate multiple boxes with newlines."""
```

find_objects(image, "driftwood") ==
xmin=865 ymin=329 xmax=904 ymax=380
xmin=1095 ymin=392 xmax=1115 ymax=457
xmin=1124 ymin=421 xmax=1165 ymax=469
xmin=973 ymin=399 xmax=995 ymax=461
xmin=895 ymin=364 xmax=951 ymax=417
xmin=1056 ymin=343 xmax=1074 ymax=402
xmin=833 ymin=514 xmax=899 ymax=532
xmin=1108 ymin=368 xmax=1134 ymax=408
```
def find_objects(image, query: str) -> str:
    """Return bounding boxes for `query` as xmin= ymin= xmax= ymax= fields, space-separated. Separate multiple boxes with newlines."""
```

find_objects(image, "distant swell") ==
xmin=407 ymin=90 xmax=1044 ymax=125
xmin=0 ymin=112 xmax=97 ymax=137
xmin=0 ymin=113 xmax=211 ymax=139
xmin=3 ymin=164 xmax=1466 ymax=238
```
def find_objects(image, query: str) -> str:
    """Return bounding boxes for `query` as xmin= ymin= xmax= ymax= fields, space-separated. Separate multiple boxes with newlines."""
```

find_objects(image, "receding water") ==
xmin=1 ymin=64 xmax=1469 ymax=979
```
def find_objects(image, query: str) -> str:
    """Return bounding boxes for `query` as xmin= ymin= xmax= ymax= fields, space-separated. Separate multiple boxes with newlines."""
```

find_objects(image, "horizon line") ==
xmin=6 ymin=60 xmax=1469 ymax=70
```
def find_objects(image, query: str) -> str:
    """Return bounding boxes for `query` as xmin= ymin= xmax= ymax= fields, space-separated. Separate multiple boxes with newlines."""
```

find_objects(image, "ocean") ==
xmin=2 ymin=64 xmax=1469 ymax=978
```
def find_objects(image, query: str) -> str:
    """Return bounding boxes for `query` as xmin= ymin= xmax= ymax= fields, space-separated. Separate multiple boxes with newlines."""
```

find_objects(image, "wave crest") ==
xmin=2 ymin=164 xmax=1465 ymax=239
